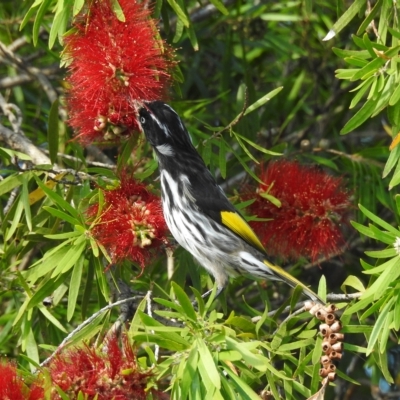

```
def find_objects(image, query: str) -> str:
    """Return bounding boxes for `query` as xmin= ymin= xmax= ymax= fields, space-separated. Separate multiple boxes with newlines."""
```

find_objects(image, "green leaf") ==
xmin=389 ymin=83 xmax=400 ymax=107
xmin=365 ymin=248 xmax=397 ymax=258
xmin=359 ymin=203 xmax=400 ymax=236
xmin=323 ymin=0 xmax=367 ymax=41
xmin=383 ymin=145 xmax=400 ymax=178
xmin=218 ymin=139 xmax=227 ymax=179
xmin=5 ymin=200 xmax=23 ymax=241
xmin=196 ymin=338 xmax=221 ymax=389
xmin=51 ymin=240 xmax=86 ymax=277
xmin=341 ymin=98 xmax=378 ymax=134
xmin=73 ymin=0 xmax=85 ymax=15
xmin=111 ymin=0 xmax=125 ymax=21
xmin=33 ymin=0 xmax=51 ymax=46
xmin=243 ymin=87 xmax=283 ymax=116
xmin=34 ymin=176 xmax=79 ymax=218
xmin=351 ymin=57 xmax=385 ymax=81
xmin=48 ymin=3 xmax=68 ymax=49
xmin=357 ymin=0 xmax=383 ymax=35
xmin=259 ymin=192 xmax=281 ymax=208
xmin=225 ymin=337 xmax=267 ymax=372
xmin=349 ymin=76 xmax=374 ymax=109
xmin=222 ymin=364 xmax=263 ymax=400
xmin=39 ymin=305 xmax=68 ymax=333
xmin=67 ymin=254 xmax=84 ymax=321
xmin=341 ymin=275 xmax=366 ymax=293
xmin=234 ymin=131 xmax=281 ymax=156
xmin=361 ymin=257 xmax=400 ymax=300
xmin=367 ymin=298 xmax=394 ymax=354
xmin=43 ymin=206 xmax=80 ymax=226
xmin=171 ymin=282 xmax=197 ymax=321
xmin=166 ymin=0 xmax=189 ymax=27
xmin=209 ymin=0 xmax=229 ymax=15
xmin=22 ymin=177 xmax=32 ymax=231
xmin=47 ymin=99 xmax=59 ymax=164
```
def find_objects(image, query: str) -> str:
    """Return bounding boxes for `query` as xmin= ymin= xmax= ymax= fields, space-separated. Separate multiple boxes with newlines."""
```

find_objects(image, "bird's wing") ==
xmin=189 ymin=173 xmax=266 ymax=254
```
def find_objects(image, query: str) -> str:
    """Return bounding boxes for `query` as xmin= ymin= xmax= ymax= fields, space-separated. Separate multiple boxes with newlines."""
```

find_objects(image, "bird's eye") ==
xmin=140 ymin=116 xmax=146 ymax=124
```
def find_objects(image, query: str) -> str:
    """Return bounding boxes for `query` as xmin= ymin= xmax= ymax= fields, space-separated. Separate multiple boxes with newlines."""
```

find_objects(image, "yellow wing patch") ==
xmin=220 ymin=211 xmax=266 ymax=254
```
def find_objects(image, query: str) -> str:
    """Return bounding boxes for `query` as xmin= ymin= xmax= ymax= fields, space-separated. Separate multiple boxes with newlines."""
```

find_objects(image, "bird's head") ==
xmin=137 ymin=101 xmax=193 ymax=156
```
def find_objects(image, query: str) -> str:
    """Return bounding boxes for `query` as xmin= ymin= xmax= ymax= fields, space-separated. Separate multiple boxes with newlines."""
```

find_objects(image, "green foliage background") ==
xmin=1 ymin=0 xmax=400 ymax=399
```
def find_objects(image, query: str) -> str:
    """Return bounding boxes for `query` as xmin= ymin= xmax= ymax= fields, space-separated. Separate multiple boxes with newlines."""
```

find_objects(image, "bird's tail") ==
xmin=263 ymin=259 xmax=325 ymax=304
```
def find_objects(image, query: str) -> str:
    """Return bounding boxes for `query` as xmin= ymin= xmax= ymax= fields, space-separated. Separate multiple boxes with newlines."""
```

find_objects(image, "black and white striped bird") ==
xmin=137 ymin=101 xmax=322 ymax=303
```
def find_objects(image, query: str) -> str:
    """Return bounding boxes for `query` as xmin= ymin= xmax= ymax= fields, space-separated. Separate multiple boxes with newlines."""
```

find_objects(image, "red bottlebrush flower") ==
xmin=87 ymin=175 xmax=168 ymax=267
xmin=247 ymin=160 xmax=351 ymax=262
xmin=65 ymin=0 xmax=174 ymax=143
xmin=49 ymin=335 xmax=155 ymax=399
xmin=0 ymin=360 xmax=44 ymax=400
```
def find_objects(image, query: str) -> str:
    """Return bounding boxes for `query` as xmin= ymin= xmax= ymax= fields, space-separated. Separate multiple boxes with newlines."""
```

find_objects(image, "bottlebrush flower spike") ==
xmin=247 ymin=160 xmax=351 ymax=262
xmin=87 ymin=174 xmax=168 ymax=267
xmin=49 ymin=334 xmax=158 ymax=399
xmin=64 ymin=0 xmax=174 ymax=143
xmin=0 ymin=360 xmax=44 ymax=400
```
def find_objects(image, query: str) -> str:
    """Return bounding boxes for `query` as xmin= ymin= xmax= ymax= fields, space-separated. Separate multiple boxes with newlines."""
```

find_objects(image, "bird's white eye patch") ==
xmin=156 ymin=143 xmax=174 ymax=156
xmin=140 ymin=116 xmax=146 ymax=124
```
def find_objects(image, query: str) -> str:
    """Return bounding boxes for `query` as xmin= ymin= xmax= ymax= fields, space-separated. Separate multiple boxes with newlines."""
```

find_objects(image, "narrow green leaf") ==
xmin=383 ymin=145 xmax=400 ymax=178
xmin=67 ymin=254 xmax=84 ymax=321
xmin=43 ymin=206 xmax=80 ymax=226
xmin=341 ymin=98 xmax=377 ymax=134
xmin=209 ymin=0 xmax=229 ymax=15
xmin=22 ymin=178 xmax=32 ymax=231
xmin=228 ymin=143 xmax=264 ymax=184
xmin=361 ymin=257 xmax=400 ymax=300
xmin=367 ymin=298 xmax=394 ymax=354
xmin=389 ymin=82 xmax=400 ymax=106
xmin=20 ymin=1 xmax=41 ymax=30
xmin=34 ymin=176 xmax=79 ymax=218
xmin=166 ymin=0 xmax=189 ymax=27
xmin=259 ymin=192 xmax=281 ymax=208
xmin=32 ymin=0 xmax=51 ymax=46
xmin=0 ymin=173 xmax=25 ymax=196
xmin=351 ymin=57 xmax=385 ymax=81
xmin=222 ymin=364 xmax=263 ymax=400
xmin=357 ymin=0 xmax=383 ymax=35
xmin=234 ymin=131 xmax=281 ymax=156
xmin=365 ymin=248 xmax=397 ymax=258
xmin=171 ymin=282 xmax=197 ymax=321
xmin=197 ymin=339 xmax=221 ymax=389
xmin=340 ymin=275 xmax=366 ymax=293
xmin=73 ymin=0 xmax=85 ymax=15
xmin=349 ymin=76 xmax=374 ymax=109
xmin=225 ymin=337 xmax=267 ymax=372
xmin=39 ymin=305 xmax=68 ymax=333
xmin=51 ymin=240 xmax=86 ymax=278
xmin=5 ymin=200 xmax=23 ymax=241
xmin=47 ymin=99 xmax=59 ymax=164
xmin=25 ymin=328 xmax=39 ymax=372
xmin=243 ymin=87 xmax=283 ymax=116
xmin=359 ymin=203 xmax=400 ymax=235
xmin=323 ymin=0 xmax=367 ymax=40
xmin=111 ymin=0 xmax=125 ymax=21
xmin=233 ymin=133 xmax=259 ymax=164
xmin=218 ymin=139 xmax=227 ymax=179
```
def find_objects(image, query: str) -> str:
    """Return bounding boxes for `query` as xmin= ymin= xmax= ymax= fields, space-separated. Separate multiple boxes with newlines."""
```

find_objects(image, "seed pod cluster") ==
xmin=305 ymin=301 xmax=344 ymax=382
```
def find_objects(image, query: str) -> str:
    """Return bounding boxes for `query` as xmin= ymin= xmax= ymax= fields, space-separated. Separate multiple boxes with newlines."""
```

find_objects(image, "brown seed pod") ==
xmin=330 ymin=320 xmax=342 ymax=332
xmin=331 ymin=342 xmax=343 ymax=352
xmin=322 ymin=340 xmax=332 ymax=353
xmin=319 ymin=323 xmax=332 ymax=336
xmin=330 ymin=351 xmax=343 ymax=360
xmin=325 ymin=313 xmax=336 ymax=325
